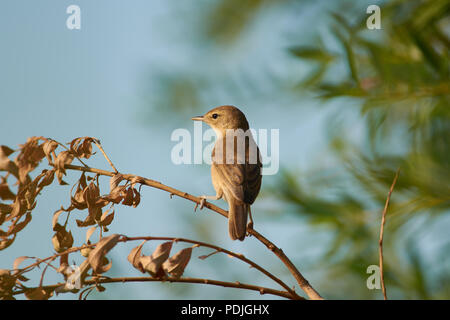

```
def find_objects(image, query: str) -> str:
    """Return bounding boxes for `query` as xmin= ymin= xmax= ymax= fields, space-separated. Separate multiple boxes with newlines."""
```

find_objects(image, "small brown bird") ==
xmin=192 ymin=106 xmax=262 ymax=241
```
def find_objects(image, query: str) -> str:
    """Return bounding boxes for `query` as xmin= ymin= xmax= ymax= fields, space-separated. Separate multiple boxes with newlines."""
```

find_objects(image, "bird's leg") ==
xmin=199 ymin=194 xmax=221 ymax=209
xmin=247 ymin=205 xmax=254 ymax=234
xmin=195 ymin=194 xmax=221 ymax=211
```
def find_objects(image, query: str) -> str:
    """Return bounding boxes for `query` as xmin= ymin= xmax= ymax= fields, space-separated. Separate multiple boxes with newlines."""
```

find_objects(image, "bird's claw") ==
xmin=199 ymin=198 xmax=206 ymax=210
xmin=194 ymin=198 xmax=206 ymax=212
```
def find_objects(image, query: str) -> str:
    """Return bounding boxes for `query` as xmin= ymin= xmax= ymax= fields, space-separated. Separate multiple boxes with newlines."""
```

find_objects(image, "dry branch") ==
xmin=61 ymin=163 xmax=322 ymax=300
xmin=0 ymin=136 xmax=322 ymax=300
xmin=379 ymin=168 xmax=400 ymax=300
xmin=14 ymin=276 xmax=299 ymax=300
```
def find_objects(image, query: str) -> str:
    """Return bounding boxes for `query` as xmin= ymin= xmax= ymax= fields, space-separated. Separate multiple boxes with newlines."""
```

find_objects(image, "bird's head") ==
xmin=191 ymin=105 xmax=249 ymax=137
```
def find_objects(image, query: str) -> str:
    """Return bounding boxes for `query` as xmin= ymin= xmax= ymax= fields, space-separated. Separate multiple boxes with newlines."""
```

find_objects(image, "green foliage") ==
xmin=279 ymin=0 xmax=450 ymax=299
xmin=143 ymin=0 xmax=449 ymax=299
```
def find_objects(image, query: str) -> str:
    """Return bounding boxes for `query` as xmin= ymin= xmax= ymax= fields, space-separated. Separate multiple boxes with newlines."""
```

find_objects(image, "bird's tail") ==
xmin=228 ymin=202 xmax=248 ymax=241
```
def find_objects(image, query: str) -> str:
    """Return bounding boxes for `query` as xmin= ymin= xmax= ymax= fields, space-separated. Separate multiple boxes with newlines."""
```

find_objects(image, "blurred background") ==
xmin=0 ymin=0 xmax=449 ymax=299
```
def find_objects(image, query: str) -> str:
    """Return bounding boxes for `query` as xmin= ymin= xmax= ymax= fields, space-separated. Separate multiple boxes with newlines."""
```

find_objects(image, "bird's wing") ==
xmin=212 ymin=161 xmax=245 ymax=203
xmin=244 ymin=141 xmax=262 ymax=204
xmin=211 ymin=137 xmax=262 ymax=205
xmin=244 ymin=161 xmax=262 ymax=204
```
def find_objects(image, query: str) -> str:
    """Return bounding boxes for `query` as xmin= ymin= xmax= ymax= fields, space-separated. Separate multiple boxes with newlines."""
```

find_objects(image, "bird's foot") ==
xmin=199 ymin=197 xmax=206 ymax=210
xmin=194 ymin=197 xmax=207 ymax=212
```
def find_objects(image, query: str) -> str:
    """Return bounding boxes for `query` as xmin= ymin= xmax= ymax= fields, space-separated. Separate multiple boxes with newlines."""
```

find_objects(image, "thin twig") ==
xmin=16 ymin=234 xmax=301 ymax=299
xmin=14 ymin=276 xmax=299 ymax=300
xmin=38 ymin=257 xmax=57 ymax=288
xmin=379 ymin=168 xmax=400 ymax=300
xmin=93 ymin=140 xmax=118 ymax=174
xmin=247 ymin=228 xmax=322 ymax=299
xmin=123 ymin=236 xmax=301 ymax=299
xmin=86 ymin=276 xmax=299 ymax=299
xmin=48 ymin=138 xmax=89 ymax=168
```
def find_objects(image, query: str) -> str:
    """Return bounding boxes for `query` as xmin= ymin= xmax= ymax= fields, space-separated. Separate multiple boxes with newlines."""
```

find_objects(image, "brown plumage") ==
xmin=192 ymin=106 xmax=262 ymax=241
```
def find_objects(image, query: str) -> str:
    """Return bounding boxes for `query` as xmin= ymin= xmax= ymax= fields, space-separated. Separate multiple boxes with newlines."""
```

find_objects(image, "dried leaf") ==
xmin=0 ymin=237 xmax=15 ymax=250
xmin=16 ymin=137 xmax=45 ymax=183
xmin=88 ymin=234 xmax=120 ymax=274
xmin=51 ymin=233 xmax=62 ymax=253
xmin=83 ymin=182 xmax=102 ymax=220
xmin=64 ymin=230 xmax=74 ymax=248
xmin=0 ymin=203 xmax=12 ymax=215
xmin=132 ymin=188 xmax=141 ymax=207
xmin=86 ymin=226 xmax=97 ymax=243
xmin=121 ymin=187 xmax=134 ymax=206
xmin=54 ymin=151 xmax=74 ymax=185
xmin=24 ymin=287 xmax=54 ymax=300
xmin=37 ymin=169 xmax=55 ymax=189
xmin=94 ymin=197 xmax=109 ymax=208
xmin=81 ymin=139 xmax=93 ymax=158
xmin=13 ymin=256 xmax=33 ymax=271
xmin=118 ymin=187 xmax=141 ymax=207
xmin=55 ymin=151 xmax=74 ymax=171
xmin=95 ymin=285 xmax=105 ymax=292
xmin=83 ymin=182 xmax=100 ymax=206
xmin=130 ymin=176 xmax=146 ymax=185
xmin=0 ymin=269 xmax=15 ymax=297
xmin=100 ymin=257 xmax=112 ymax=273
xmin=109 ymin=174 xmax=124 ymax=192
xmin=102 ymin=185 xmax=126 ymax=204
xmin=99 ymin=208 xmax=115 ymax=227
xmin=69 ymin=137 xmax=95 ymax=159
xmin=24 ymin=181 xmax=38 ymax=211
xmin=10 ymin=198 xmax=27 ymax=219
xmin=0 ymin=146 xmax=14 ymax=157
xmin=0 ymin=146 xmax=18 ymax=180
xmin=162 ymin=247 xmax=192 ymax=279
xmin=7 ymin=212 xmax=32 ymax=235
xmin=75 ymin=215 xmax=96 ymax=227
xmin=127 ymin=240 xmax=147 ymax=272
xmin=0 ymin=207 xmax=10 ymax=225
xmin=52 ymin=209 xmax=64 ymax=231
xmin=71 ymin=181 xmax=87 ymax=210
xmin=42 ymin=140 xmax=58 ymax=163
xmin=16 ymin=274 xmax=29 ymax=282
xmin=79 ymin=172 xmax=87 ymax=189
xmin=140 ymin=241 xmax=173 ymax=277
xmin=0 ymin=182 xmax=16 ymax=201
xmin=52 ymin=225 xmax=74 ymax=253
xmin=139 ymin=256 xmax=158 ymax=276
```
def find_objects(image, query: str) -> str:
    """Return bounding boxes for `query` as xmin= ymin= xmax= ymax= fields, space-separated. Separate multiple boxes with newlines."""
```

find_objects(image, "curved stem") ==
xmin=86 ymin=276 xmax=300 ymax=299
xmin=60 ymin=163 xmax=323 ymax=299
xmin=13 ymin=276 xmax=300 ymax=300
xmin=123 ymin=236 xmax=301 ymax=299
xmin=16 ymin=235 xmax=301 ymax=300
xmin=92 ymin=140 xmax=119 ymax=174
xmin=379 ymin=168 xmax=400 ymax=300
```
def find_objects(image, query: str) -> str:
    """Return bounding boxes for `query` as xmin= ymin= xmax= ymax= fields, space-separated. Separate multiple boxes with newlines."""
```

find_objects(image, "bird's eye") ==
xmin=212 ymin=113 xmax=218 ymax=119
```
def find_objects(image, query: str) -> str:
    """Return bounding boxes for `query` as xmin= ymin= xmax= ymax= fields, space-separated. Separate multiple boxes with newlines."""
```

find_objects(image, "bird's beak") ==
xmin=191 ymin=116 xmax=204 ymax=121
